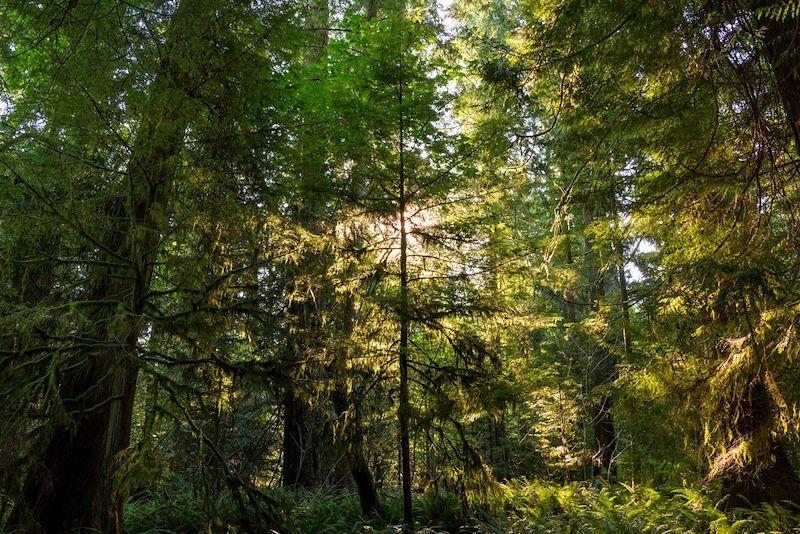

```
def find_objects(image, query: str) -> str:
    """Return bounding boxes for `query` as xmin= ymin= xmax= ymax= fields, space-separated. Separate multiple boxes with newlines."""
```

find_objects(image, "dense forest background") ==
xmin=1 ymin=0 xmax=800 ymax=532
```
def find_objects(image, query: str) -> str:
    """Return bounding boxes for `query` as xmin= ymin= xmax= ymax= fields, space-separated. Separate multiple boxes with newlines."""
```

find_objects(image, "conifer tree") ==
xmin=0 ymin=1 xmax=289 ymax=529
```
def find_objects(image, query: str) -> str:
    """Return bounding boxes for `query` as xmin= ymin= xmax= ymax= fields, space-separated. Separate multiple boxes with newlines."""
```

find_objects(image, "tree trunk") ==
xmin=564 ymin=234 xmax=577 ymax=324
xmin=615 ymin=249 xmax=632 ymax=360
xmin=584 ymin=206 xmax=617 ymax=480
xmin=331 ymin=387 xmax=384 ymax=516
xmin=398 ymin=52 xmax=413 ymax=526
xmin=720 ymin=379 xmax=800 ymax=508
xmin=722 ymin=440 xmax=800 ymax=509
xmin=282 ymin=282 xmax=346 ymax=488
xmin=282 ymin=392 xmax=311 ymax=487
xmin=13 ymin=129 xmax=180 ymax=532
xmin=367 ymin=0 xmax=379 ymax=19
xmin=352 ymin=453 xmax=382 ymax=516
xmin=756 ymin=5 xmax=800 ymax=153
xmin=17 ymin=348 xmax=139 ymax=532
xmin=281 ymin=0 xmax=342 ymax=490
xmin=282 ymin=386 xmax=346 ymax=487
xmin=334 ymin=259 xmax=384 ymax=515
xmin=730 ymin=5 xmax=800 ymax=504
xmin=613 ymin=202 xmax=634 ymax=481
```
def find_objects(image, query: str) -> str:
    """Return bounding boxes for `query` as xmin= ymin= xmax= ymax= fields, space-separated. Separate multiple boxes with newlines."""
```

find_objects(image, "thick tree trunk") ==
xmin=351 ymin=454 xmax=382 ymax=516
xmin=720 ymin=380 xmax=800 ymax=508
xmin=593 ymin=395 xmax=617 ymax=479
xmin=279 ymin=0 xmax=386 ymax=481
xmin=282 ymin=389 xmax=345 ymax=487
xmin=282 ymin=252 xmax=347 ymax=488
xmin=14 ymin=190 xmax=172 ymax=533
xmin=282 ymin=281 xmax=335 ymax=488
xmin=331 ymin=388 xmax=384 ymax=516
xmin=591 ymin=327 xmax=618 ymax=479
xmin=281 ymin=0 xmax=342 ymax=490
xmin=17 ymin=349 xmax=138 ymax=532
xmin=282 ymin=287 xmax=346 ymax=488
xmin=722 ymin=441 xmax=800 ymax=508
xmin=702 ymin=1 xmax=800 ymax=505
xmin=757 ymin=8 xmax=800 ymax=153
xmin=727 ymin=5 xmax=800 ymax=504
xmin=334 ymin=267 xmax=384 ymax=515
xmin=282 ymin=392 xmax=309 ymax=487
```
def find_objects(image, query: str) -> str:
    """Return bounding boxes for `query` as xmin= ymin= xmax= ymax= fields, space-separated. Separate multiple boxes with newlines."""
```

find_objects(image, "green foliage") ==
xmin=758 ymin=1 xmax=800 ymax=21
xmin=125 ymin=486 xmax=226 ymax=534
xmin=124 ymin=481 xmax=800 ymax=533
xmin=124 ymin=485 xmax=457 ymax=533
xmin=491 ymin=481 xmax=800 ymax=533
xmin=4 ymin=0 xmax=800 ymax=531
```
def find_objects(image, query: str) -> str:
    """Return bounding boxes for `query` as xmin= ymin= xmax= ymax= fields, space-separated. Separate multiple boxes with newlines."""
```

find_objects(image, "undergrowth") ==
xmin=124 ymin=479 xmax=800 ymax=533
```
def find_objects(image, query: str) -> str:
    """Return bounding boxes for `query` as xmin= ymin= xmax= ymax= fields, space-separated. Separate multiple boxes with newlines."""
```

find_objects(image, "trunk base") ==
xmin=722 ymin=444 xmax=800 ymax=509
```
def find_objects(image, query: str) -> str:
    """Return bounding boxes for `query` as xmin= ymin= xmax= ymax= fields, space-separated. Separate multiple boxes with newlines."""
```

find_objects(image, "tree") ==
xmin=1 ymin=1 xmax=288 ymax=530
xmin=279 ymin=0 xmax=345 ymax=490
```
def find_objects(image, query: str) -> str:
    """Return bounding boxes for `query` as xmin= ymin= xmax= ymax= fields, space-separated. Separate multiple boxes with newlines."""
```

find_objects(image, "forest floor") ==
xmin=124 ymin=479 xmax=800 ymax=533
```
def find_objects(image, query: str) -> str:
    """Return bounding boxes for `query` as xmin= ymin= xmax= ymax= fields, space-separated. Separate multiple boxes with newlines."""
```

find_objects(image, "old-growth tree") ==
xmin=0 ymin=0 xmax=287 ymax=530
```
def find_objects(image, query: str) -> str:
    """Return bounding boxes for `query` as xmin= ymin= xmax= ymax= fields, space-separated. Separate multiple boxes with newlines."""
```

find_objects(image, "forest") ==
xmin=1 ymin=0 xmax=800 ymax=532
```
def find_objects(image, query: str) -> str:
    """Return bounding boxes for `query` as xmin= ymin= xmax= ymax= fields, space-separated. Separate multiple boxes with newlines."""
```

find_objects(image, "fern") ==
xmin=757 ymin=1 xmax=800 ymax=21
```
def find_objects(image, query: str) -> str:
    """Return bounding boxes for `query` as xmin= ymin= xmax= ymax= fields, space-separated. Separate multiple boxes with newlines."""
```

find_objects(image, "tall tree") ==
xmin=280 ymin=0 xmax=345 ymax=489
xmin=0 ymin=1 xmax=287 ymax=530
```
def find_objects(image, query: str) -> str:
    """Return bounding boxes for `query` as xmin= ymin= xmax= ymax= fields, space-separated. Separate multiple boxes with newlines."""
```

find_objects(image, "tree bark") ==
xmin=398 ymin=51 xmax=413 ymax=526
xmin=282 ymin=389 xmax=344 ymax=487
xmin=583 ymin=206 xmax=617 ymax=480
xmin=756 ymin=6 xmax=800 ymax=153
xmin=615 ymin=248 xmax=632 ymax=360
xmin=282 ymin=279 xmax=346 ymax=488
xmin=367 ymin=0 xmax=379 ymax=19
xmin=331 ymin=387 xmax=384 ymax=516
xmin=564 ymin=234 xmax=577 ymax=324
xmin=720 ymin=379 xmax=800 ymax=508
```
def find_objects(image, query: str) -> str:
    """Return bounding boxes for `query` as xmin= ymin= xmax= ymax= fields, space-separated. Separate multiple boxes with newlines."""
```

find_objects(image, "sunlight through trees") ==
xmin=1 ymin=0 xmax=799 ymax=532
